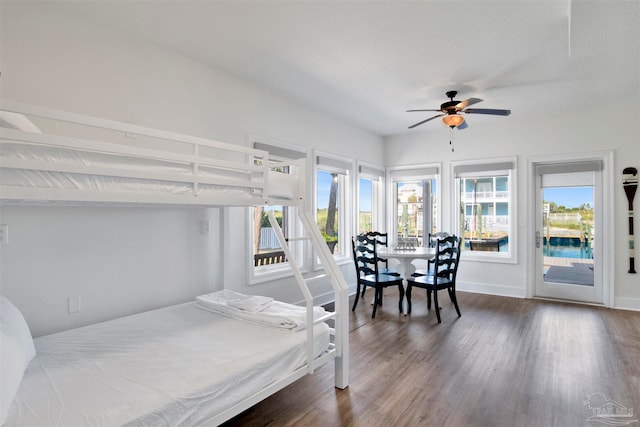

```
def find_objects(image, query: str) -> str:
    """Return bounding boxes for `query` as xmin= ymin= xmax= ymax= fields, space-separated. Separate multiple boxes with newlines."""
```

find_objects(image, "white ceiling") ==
xmin=60 ymin=0 xmax=639 ymax=136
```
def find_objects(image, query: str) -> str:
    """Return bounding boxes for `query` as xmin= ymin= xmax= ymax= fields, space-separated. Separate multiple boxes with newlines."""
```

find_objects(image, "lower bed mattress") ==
xmin=5 ymin=302 xmax=330 ymax=426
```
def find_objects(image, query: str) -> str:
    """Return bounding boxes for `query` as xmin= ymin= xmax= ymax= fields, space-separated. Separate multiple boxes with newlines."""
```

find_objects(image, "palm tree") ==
xmin=325 ymin=173 xmax=338 ymax=237
xmin=253 ymin=206 xmax=264 ymax=255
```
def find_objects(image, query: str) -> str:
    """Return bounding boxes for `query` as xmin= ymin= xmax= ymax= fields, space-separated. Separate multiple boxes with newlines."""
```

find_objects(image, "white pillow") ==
xmin=267 ymin=170 xmax=297 ymax=200
xmin=1 ymin=296 xmax=36 ymax=425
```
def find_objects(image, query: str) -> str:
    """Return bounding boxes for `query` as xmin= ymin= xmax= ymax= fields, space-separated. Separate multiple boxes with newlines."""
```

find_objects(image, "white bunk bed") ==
xmin=0 ymin=100 xmax=349 ymax=426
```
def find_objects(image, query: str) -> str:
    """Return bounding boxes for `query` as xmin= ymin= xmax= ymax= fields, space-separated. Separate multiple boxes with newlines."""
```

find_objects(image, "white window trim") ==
xmin=450 ymin=156 xmax=518 ymax=264
xmin=356 ymin=161 xmax=385 ymax=234
xmin=386 ymin=163 xmax=441 ymax=247
xmin=247 ymin=136 xmax=308 ymax=284
xmin=314 ymin=150 xmax=353 ymax=269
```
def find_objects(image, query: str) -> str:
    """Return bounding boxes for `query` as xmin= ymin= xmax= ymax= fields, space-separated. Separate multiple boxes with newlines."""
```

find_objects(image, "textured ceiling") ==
xmin=60 ymin=1 xmax=639 ymax=136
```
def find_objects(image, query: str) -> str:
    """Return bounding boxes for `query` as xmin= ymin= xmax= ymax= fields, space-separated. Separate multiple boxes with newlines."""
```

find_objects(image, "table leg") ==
xmin=395 ymin=258 xmax=416 ymax=315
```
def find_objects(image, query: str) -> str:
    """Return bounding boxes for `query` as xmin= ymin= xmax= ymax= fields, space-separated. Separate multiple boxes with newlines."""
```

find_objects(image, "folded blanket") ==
xmin=195 ymin=290 xmax=327 ymax=331
xmin=227 ymin=295 xmax=273 ymax=313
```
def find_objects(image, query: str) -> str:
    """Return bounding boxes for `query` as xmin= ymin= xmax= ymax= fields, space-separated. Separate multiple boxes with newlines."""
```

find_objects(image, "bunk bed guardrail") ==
xmin=0 ymin=99 xmax=303 ymax=206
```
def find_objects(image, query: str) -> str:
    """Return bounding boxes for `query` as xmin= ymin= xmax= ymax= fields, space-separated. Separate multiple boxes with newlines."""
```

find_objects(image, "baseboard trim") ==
xmin=314 ymin=283 xmax=637 ymax=312
xmin=613 ymin=297 xmax=640 ymax=312
xmin=456 ymin=281 xmax=526 ymax=299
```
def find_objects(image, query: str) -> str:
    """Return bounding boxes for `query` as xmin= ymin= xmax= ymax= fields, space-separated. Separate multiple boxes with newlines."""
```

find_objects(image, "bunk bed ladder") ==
xmin=267 ymin=210 xmax=349 ymax=389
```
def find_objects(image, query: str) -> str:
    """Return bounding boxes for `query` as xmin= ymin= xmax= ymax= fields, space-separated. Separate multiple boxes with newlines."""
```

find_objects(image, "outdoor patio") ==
xmin=544 ymin=257 xmax=594 ymax=286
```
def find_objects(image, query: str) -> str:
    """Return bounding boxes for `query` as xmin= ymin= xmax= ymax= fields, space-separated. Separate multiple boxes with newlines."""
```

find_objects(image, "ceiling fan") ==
xmin=407 ymin=90 xmax=511 ymax=130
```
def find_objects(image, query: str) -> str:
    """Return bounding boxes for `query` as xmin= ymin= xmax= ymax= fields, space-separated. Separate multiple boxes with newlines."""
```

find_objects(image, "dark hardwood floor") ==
xmin=222 ymin=290 xmax=640 ymax=427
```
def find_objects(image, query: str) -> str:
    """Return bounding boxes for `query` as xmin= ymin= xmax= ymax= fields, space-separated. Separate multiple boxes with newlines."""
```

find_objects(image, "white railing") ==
xmin=268 ymin=210 xmax=349 ymax=389
xmin=462 ymin=190 xmax=509 ymax=200
xmin=259 ymin=228 xmax=281 ymax=250
xmin=1 ymin=100 xmax=274 ymax=206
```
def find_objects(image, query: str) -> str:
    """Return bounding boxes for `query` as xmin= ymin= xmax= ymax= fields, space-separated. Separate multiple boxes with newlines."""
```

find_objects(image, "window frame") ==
xmin=356 ymin=161 xmax=385 ymax=235
xmin=386 ymin=164 xmax=441 ymax=248
xmin=451 ymin=157 xmax=518 ymax=264
xmin=314 ymin=151 xmax=353 ymax=268
xmin=248 ymin=138 xmax=308 ymax=285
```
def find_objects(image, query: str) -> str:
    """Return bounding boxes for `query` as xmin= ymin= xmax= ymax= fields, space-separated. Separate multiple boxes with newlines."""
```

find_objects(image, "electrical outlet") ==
xmin=0 ymin=224 xmax=8 ymax=245
xmin=201 ymin=220 xmax=210 ymax=235
xmin=68 ymin=296 xmax=81 ymax=314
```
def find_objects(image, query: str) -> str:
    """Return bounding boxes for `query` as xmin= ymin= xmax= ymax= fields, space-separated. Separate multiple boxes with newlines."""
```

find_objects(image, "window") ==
xmin=316 ymin=153 xmax=351 ymax=259
xmin=250 ymin=140 xmax=306 ymax=282
xmin=453 ymin=158 xmax=516 ymax=261
xmin=357 ymin=163 xmax=384 ymax=234
xmin=388 ymin=166 xmax=439 ymax=247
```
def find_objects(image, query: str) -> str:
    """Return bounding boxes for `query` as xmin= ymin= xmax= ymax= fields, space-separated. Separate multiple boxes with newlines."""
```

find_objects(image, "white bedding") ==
xmin=195 ymin=290 xmax=327 ymax=331
xmin=4 ymin=302 xmax=330 ymax=427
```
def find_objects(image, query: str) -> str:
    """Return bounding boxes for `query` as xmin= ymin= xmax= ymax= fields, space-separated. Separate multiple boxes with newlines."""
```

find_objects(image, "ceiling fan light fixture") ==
xmin=441 ymin=114 xmax=464 ymax=128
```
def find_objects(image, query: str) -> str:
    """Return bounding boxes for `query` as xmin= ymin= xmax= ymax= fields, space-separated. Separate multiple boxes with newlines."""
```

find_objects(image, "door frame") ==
xmin=526 ymin=151 xmax=615 ymax=307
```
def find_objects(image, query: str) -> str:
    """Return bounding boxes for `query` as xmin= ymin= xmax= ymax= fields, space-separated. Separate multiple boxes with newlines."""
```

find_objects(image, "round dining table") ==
xmin=376 ymin=246 xmax=436 ymax=314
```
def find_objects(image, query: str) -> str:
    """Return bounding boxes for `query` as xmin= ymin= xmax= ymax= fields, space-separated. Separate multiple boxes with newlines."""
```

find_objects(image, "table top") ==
xmin=377 ymin=246 xmax=435 ymax=259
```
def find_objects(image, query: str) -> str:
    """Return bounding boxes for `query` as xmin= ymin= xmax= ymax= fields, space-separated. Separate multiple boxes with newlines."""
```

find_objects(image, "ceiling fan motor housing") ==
xmin=441 ymin=101 xmax=460 ymax=113
xmin=442 ymin=91 xmax=460 ymax=112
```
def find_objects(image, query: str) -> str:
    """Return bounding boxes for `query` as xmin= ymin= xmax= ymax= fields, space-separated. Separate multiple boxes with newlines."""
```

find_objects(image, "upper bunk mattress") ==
xmin=5 ymin=302 xmax=330 ymax=427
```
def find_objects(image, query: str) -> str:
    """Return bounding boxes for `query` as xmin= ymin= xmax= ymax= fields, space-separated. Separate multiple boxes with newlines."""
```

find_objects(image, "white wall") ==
xmin=0 ymin=206 xmax=220 ymax=337
xmin=0 ymin=2 xmax=381 ymax=335
xmin=384 ymin=104 xmax=640 ymax=309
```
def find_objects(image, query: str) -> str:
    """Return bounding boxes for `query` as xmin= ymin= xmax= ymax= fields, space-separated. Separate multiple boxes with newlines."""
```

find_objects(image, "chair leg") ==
xmin=371 ymin=288 xmax=381 ymax=318
xmin=397 ymin=283 xmax=405 ymax=314
xmin=433 ymin=290 xmax=441 ymax=323
xmin=448 ymin=287 xmax=461 ymax=317
xmin=406 ymin=284 xmax=413 ymax=314
xmin=426 ymin=289 xmax=432 ymax=310
xmin=352 ymin=283 xmax=361 ymax=312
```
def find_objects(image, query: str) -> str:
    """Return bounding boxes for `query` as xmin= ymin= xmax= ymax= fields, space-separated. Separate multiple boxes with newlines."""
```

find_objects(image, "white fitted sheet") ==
xmin=5 ymin=302 xmax=330 ymax=427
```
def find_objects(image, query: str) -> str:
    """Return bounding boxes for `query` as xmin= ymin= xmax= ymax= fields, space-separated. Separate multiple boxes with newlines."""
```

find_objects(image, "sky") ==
xmin=543 ymin=186 xmax=593 ymax=208
xmin=317 ymin=170 xmax=334 ymax=208
xmin=317 ymin=171 xmax=375 ymax=210
xmin=321 ymin=174 xmax=590 ymax=212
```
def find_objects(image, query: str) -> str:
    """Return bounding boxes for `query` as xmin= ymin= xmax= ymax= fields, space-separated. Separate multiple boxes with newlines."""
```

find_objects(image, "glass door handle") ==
xmin=535 ymin=231 xmax=541 ymax=248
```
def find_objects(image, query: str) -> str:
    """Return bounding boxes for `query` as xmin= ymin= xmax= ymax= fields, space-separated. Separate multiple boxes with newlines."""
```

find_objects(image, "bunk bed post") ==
xmin=333 ymin=286 xmax=349 ymax=389
xmin=299 ymin=211 xmax=349 ymax=389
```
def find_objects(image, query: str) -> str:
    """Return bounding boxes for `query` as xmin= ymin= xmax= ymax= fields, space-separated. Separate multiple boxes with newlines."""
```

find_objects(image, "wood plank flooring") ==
xmin=222 ymin=290 xmax=640 ymax=427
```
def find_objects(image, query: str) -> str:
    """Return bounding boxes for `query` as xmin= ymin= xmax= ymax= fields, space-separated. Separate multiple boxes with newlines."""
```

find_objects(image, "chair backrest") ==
xmin=428 ymin=232 xmax=450 ymax=247
xmin=365 ymin=231 xmax=393 ymax=270
xmin=433 ymin=235 xmax=462 ymax=284
xmin=366 ymin=231 xmax=389 ymax=247
xmin=352 ymin=234 xmax=379 ymax=279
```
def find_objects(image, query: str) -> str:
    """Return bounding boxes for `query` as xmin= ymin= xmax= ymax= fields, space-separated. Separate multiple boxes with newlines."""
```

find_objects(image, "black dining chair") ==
xmin=351 ymin=234 xmax=405 ymax=318
xmin=412 ymin=232 xmax=451 ymax=277
xmin=365 ymin=231 xmax=400 ymax=276
xmin=406 ymin=235 xmax=461 ymax=323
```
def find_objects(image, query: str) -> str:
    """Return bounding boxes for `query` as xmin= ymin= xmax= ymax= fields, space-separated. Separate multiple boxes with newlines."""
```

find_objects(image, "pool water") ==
xmin=543 ymin=244 xmax=593 ymax=259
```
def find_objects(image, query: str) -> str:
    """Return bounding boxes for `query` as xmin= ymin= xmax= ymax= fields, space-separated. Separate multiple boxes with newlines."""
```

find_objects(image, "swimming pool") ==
xmin=543 ymin=244 xmax=593 ymax=259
